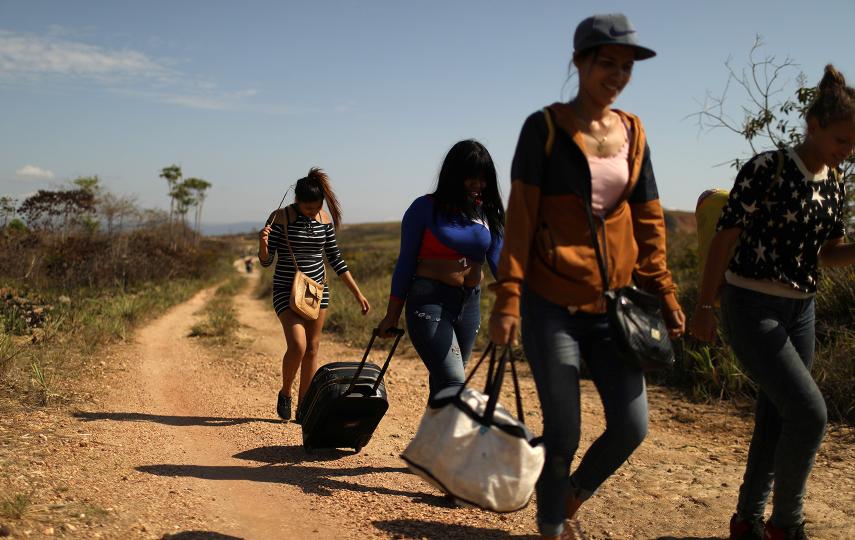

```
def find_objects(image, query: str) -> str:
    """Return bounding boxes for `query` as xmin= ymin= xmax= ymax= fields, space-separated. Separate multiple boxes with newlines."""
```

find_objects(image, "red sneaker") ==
xmin=729 ymin=513 xmax=764 ymax=540
xmin=764 ymin=521 xmax=808 ymax=540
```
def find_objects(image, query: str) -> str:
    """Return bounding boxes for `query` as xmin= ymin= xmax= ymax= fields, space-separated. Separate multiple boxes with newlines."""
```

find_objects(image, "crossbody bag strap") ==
xmin=282 ymin=205 xmax=301 ymax=271
xmin=581 ymin=180 xmax=610 ymax=297
xmin=542 ymin=107 xmax=610 ymax=297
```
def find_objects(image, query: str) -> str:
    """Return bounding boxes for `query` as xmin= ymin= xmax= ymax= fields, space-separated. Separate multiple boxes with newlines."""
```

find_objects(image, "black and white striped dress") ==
xmin=260 ymin=211 xmax=349 ymax=314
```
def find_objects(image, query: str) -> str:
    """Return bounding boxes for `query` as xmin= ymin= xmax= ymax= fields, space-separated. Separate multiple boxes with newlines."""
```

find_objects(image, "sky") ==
xmin=1 ymin=0 xmax=853 ymax=227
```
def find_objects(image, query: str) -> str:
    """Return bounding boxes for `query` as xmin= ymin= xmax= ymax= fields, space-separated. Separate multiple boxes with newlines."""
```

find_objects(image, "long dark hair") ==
xmin=806 ymin=64 xmax=855 ymax=128
xmin=432 ymin=140 xmax=504 ymax=236
xmin=294 ymin=167 xmax=342 ymax=230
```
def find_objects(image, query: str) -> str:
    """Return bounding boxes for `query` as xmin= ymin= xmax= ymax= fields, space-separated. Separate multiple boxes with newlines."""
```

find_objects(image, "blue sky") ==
xmin=1 ymin=0 xmax=853 ymax=226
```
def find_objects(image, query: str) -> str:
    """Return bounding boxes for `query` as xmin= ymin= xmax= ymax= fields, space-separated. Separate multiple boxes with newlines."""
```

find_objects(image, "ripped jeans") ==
xmin=405 ymin=276 xmax=481 ymax=400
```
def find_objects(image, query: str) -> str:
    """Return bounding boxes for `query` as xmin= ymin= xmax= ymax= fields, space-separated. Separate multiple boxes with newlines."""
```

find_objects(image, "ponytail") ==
xmin=806 ymin=64 xmax=855 ymax=128
xmin=294 ymin=167 xmax=343 ymax=230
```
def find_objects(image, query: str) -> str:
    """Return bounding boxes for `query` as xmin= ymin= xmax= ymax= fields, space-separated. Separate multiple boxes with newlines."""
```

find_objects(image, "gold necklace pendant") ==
xmin=596 ymin=135 xmax=608 ymax=153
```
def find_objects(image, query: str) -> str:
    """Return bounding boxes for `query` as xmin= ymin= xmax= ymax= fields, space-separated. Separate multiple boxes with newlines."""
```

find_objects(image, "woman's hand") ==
xmin=258 ymin=225 xmax=272 ymax=249
xmin=489 ymin=312 xmax=519 ymax=346
xmin=689 ymin=305 xmax=717 ymax=343
xmin=377 ymin=313 xmax=400 ymax=338
xmin=665 ymin=308 xmax=686 ymax=338
xmin=355 ymin=293 xmax=370 ymax=315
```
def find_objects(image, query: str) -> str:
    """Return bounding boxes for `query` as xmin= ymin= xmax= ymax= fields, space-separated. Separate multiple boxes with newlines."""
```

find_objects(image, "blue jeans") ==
xmin=405 ymin=277 xmax=481 ymax=399
xmin=721 ymin=284 xmax=826 ymax=529
xmin=521 ymin=287 xmax=648 ymax=536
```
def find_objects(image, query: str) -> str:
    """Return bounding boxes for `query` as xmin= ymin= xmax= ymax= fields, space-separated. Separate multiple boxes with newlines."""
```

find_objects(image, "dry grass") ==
xmin=0 ymin=228 xmax=238 ymax=406
xmin=270 ymin=220 xmax=855 ymax=424
xmin=0 ymin=492 xmax=32 ymax=520
xmin=190 ymin=275 xmax=245 ymax=340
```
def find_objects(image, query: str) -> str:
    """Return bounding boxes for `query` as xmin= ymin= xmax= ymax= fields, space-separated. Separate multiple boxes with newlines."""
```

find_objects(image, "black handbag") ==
xmin=581 ymin=176 xmax=675 ymax=372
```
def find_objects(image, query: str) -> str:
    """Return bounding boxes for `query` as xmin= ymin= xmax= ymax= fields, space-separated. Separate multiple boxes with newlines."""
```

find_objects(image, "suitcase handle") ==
xmin=344 ymin=327 xmax=405 ymax=397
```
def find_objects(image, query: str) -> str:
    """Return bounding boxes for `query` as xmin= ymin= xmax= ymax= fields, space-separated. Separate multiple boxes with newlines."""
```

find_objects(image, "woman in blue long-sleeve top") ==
xmin=378 ymin=140 xmax=504 ymax=399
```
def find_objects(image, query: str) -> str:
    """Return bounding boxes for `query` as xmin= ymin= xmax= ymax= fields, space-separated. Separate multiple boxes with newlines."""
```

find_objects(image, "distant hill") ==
xmin=664 ymin=209 xmax=696 ymax=235
xmin=201 ymin=221 xmax=260 ymax=236
xmin=204 ymin=210 xmax=696 ymax=238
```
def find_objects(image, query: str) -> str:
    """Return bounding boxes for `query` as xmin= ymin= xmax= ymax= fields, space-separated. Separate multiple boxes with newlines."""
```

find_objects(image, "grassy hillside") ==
xmin=1 ymin=225 xmax=239 ymax=406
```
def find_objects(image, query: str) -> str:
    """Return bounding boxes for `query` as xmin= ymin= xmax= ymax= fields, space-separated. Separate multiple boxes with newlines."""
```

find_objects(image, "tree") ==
xmin=71 ymin=176 xmax=102 ymax=232
xmin=692 ymin=36 xmax=854 ymax=233
xmin=134 ymin=207 xmax=169 ymax=229
xmin=0 ymin=196 xmax=16 ymax=228
xmin=17 ymin=189 xmax=96 ymax=237
xmin=72 ymin=175 xmax=102 ymax=195
xmin=159 ymin=164 xmax=183 ymax=227
xmin=170 ymin=181 xmax=194 ymax=233
xmin=99 ymin=192 xmax=138 ymax=235
xmin=182 ymin=177 xmax=212 ymax=235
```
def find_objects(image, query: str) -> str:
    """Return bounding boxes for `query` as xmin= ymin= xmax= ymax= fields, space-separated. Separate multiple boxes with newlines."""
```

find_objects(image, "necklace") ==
xmin=571 ymin=104 xmax=612 ymax=153
xmin=593 ymin=129 xmax=609 ymax=153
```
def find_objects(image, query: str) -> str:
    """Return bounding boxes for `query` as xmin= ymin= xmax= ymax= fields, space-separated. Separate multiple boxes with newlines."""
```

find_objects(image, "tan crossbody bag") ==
xmin=282 ymin=205 xmax=325 ymax=321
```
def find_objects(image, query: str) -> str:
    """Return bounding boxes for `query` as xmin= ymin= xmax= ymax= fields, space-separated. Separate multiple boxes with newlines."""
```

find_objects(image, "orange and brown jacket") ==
xmin=491 ymin=103 xmax=681 ymax=317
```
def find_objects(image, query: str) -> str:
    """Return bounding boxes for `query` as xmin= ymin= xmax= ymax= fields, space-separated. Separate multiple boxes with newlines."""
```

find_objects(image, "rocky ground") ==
xmin=1 ymin=268 xmax=852 ymax=539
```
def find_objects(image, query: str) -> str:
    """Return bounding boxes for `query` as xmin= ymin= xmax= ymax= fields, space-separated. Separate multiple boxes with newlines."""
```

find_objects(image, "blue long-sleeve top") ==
xmin=390 ymin=195 xmax=503 ymax=300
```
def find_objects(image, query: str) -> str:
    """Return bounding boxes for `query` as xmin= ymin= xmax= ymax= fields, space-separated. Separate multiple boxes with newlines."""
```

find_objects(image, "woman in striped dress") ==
xmin=258 ymin=168 xmax=371 ymax=420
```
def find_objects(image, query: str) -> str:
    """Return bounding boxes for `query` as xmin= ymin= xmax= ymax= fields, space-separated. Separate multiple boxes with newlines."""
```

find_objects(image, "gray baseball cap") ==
xmin=573 ymin=13 xmax=656 ymax=60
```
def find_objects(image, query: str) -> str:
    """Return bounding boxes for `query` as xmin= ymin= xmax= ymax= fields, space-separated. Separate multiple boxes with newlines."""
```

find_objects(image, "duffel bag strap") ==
xmin=457 ymin=344 xmax=526 ymax=424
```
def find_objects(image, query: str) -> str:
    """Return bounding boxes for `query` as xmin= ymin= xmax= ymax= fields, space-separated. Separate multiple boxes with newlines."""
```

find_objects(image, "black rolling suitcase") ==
xmin=296 ymin=328 xmax=404 ymax=453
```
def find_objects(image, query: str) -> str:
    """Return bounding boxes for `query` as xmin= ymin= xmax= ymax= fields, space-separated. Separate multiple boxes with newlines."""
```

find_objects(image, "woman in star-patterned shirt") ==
xmin=691 ymin=65 xmax=855 ymax=540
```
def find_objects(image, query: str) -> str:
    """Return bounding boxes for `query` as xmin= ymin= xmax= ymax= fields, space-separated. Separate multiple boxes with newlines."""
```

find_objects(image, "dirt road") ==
xmin=2 ymin=268 xmax=852 ymax=539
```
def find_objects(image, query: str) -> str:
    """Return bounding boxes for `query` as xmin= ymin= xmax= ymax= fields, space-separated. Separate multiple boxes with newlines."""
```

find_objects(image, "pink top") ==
xmin=588 ymin=122 xmax=630 ymax=216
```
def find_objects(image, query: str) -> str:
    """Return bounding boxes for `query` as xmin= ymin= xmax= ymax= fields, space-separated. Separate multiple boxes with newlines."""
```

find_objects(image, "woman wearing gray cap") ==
xmin=490 ymin=13 xmax=685 ymax=539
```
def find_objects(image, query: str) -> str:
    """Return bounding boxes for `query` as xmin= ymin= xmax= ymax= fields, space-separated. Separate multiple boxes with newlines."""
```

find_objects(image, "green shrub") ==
xmin=190 ymin=277 xmax=244 ymax=339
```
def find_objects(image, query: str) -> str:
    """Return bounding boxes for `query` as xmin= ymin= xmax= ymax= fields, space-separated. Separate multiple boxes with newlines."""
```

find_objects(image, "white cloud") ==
xmin=0 ymin=30 xmax=174 ymax=82
xmin=15 ymin=165 xmax=55 ymax=180
xmin=0 ymin=30 xmax=287 ymax=114
xmin=166 ymin=87 xmax=259 ymax=109
xmin=159 ymin=95 xmax=229 ymax=111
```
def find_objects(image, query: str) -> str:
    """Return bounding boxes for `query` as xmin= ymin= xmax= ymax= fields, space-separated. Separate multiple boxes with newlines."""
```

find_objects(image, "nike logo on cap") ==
xmin=609 ymin=25 xmax=636 ymax=37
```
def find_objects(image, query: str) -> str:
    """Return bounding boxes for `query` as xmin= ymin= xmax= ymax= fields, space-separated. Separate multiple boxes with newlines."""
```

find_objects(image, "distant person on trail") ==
xmin=377 ymin=139 xmax=504 ymax=399
xmin=489 ymin=14 xmax=685 ymax=539
xmin=691 ymin=65 xmax=855 ymax=540
xmin=258 ymin=168 xmax=371 ymax=421
xmin=244 ymin=257 xmax=253 ymax=273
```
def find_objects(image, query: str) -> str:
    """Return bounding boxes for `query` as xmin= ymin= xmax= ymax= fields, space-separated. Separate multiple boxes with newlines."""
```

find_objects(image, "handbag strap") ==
xmin=542 ymin=107 xmax=611 ymax=297
xmin=344 ymin=327 xmax=405 ymax=396
xmin=282 ymin=206 xmax=301 ymax=270
xmin=581 ymin=183 xmax=611 ymax=298
xmin=282 ymin=205 xmax=326 ymax=285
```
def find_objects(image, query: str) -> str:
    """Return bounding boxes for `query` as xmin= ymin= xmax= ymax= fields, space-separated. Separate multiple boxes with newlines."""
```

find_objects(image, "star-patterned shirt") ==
xmin=716 ymin=147 xmax=846 ymax=294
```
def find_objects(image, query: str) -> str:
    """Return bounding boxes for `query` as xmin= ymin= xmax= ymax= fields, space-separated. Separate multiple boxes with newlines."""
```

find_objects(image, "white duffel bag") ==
xmin=401 ymin=345 xmax=544 ymax=512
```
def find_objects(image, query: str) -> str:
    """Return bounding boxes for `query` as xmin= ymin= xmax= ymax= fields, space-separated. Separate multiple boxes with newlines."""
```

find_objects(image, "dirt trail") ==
xmin=4 ymin=266 xmax=853 ymax=539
